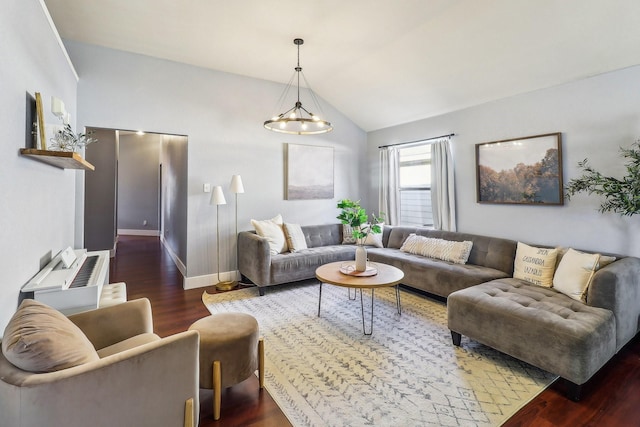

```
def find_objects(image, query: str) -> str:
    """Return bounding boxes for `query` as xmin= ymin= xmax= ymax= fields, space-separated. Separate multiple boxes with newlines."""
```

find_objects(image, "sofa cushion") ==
xmin=513 ymin=242 xmax=558 ymax=287
xmin=271 ymin=245 xmax=355 ymax=284
xmin=553 ymin=248 xmax=599 ymax=302
xmin=385 ymin=226 xmax=517 ymax=275
xmin=283 ymin=223 xmax=308 ymax=252
xmin=251 ymin=214 xmax=288 ymax=255
xmin=2 ymin=299 xmax=99 ymax=373
xmin=367 ymin=248 xmax=509 ymax=297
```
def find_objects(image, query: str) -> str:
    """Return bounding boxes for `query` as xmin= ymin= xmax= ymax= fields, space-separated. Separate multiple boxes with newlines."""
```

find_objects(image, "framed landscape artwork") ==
xmin=285 ymin=143 xmax=334 ymax=200
xmin=476 ymin=133 xmax=563 ymax=205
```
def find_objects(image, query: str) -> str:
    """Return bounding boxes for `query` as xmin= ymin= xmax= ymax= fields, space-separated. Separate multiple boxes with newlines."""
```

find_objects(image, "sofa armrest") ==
xmin=68 ymin=298 xmax=153 ymax=350
xmin=587 ymin=256 xmax=640 ymax=351
xmin=238 ymin=231 xmax=271 ymax=286
xmin=0 ymin=330 xmax=200 ymax=427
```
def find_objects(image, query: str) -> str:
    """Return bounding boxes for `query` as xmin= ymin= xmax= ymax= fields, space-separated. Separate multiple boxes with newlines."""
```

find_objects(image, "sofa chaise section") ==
xmin=448 ymin=256 xmax=640 ymax=400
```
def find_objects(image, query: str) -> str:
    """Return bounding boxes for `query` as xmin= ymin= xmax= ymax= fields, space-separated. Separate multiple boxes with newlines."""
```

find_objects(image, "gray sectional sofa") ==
xmin=237 ymin=223 xmax=640 ymax=399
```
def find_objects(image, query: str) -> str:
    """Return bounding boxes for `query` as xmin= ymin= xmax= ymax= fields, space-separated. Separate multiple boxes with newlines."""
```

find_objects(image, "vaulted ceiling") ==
xmin=43 ymin=0 xmax=640 ymax=132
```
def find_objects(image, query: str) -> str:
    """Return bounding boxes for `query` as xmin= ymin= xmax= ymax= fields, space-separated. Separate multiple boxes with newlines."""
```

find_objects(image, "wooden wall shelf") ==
xmin=20 ymin=149 xmax=95 ymax=171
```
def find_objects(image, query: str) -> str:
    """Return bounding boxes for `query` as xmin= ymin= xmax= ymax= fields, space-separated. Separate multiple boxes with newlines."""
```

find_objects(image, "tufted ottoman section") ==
xmin=447 ymin=277 xmax=616 ymax=393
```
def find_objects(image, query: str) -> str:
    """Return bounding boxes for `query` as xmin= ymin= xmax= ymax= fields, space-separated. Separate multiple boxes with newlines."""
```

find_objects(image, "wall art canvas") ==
xmin=476 ymin=133 xmax=563 ymax=205
xmin=285 ymin=143 xmax=334 ymax=200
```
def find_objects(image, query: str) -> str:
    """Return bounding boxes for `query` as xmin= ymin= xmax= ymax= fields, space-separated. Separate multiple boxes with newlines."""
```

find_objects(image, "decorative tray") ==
xmin=339 ymin=264 xmax=378 ymax=277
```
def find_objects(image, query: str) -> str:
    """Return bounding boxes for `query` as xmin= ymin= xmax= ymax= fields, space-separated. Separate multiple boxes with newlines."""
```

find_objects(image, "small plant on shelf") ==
xmin=49 ymin=124 xmax=98 ymax=152
xmin=565 ymin=140 xmax=640 ymax=216
xmin=336 ymin=199 xmax=384 ymax=243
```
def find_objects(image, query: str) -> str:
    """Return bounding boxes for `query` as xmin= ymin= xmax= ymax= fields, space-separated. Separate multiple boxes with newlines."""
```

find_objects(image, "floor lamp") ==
xmin=212 ymin=186 xmax=235 ymax=291
xmin=230 ymin=175 xmax=245 ymax=285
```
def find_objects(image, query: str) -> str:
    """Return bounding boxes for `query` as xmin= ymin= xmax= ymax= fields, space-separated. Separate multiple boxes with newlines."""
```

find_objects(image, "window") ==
xmin=398 ymin=144 xmax=432 ymax=226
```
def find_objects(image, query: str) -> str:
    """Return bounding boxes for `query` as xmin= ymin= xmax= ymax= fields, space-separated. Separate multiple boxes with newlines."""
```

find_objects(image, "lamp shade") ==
xmin=211 ymin=186 xmax=226 ymax=205
xmin=230 ymin=175 xmax=244 ymax=194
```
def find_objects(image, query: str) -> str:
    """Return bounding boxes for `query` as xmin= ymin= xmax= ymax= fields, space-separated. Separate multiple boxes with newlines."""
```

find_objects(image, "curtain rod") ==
xmin=378 ymin=133 xmax=455 ymax=149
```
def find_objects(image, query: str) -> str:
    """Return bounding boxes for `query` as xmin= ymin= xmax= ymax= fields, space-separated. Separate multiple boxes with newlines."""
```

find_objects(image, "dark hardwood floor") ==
xmin=111 ymin=235 xmax=640 ymax=426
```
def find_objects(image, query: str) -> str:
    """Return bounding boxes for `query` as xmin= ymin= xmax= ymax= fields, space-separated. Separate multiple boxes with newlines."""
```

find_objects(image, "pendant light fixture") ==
xmin=264 ymin=38 xmax=333 ymax=135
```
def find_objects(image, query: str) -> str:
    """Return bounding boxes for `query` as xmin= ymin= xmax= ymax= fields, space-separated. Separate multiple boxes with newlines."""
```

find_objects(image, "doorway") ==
xmin=83 ymin=128 xmax=188 ymax=273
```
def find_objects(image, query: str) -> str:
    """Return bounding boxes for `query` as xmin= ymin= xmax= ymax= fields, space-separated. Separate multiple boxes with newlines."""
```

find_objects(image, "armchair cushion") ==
xmin=1 ymin=299 xmax=99 ymax=373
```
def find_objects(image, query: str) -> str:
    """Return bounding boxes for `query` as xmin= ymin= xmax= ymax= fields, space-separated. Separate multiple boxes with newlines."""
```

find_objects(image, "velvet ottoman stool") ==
xmin=189 ymin=313 xmax=264 ymax=420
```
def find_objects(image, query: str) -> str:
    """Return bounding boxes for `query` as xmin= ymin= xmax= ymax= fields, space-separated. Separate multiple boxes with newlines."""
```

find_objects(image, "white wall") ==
xmin=368 ymin=66 xmax=640 ymax=257
xmin=64 ymin=40 xmax=367 ymax=281
xmin=0 ymin=1 xmax=78 ymax=331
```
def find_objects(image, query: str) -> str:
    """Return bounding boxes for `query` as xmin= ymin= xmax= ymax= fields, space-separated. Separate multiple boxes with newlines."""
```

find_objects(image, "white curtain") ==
xmin=379 ymin=147 xmax=400 ymax=225
xmin=431 ymin=138 xmax=457 ymax=231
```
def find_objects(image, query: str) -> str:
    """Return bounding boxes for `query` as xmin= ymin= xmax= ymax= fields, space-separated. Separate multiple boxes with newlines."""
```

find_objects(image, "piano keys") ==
xmin=21 ymin=248 xmax=110 ymax=315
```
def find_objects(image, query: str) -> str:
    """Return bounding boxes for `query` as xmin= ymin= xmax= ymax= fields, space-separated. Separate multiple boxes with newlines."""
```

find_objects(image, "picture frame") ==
xmin=476 ymin=132 xmax=563 ymax=205
xmin=35 ymin=92 xmax=46 ymax=150
xmin=285 ymin=143 xmax=334 ymax=200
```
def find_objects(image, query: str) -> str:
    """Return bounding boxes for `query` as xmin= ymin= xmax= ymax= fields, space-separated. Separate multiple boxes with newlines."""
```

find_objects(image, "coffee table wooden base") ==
xmin=315 ymin=261 xmax=404 ymax=335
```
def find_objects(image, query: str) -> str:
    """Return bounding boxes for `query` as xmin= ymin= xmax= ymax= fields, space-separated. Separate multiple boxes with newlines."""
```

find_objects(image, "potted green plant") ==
xmin=565 ymin=140 xmax=640 ymax=216
xmin=337 ymin=199 xmax=384 ymax=271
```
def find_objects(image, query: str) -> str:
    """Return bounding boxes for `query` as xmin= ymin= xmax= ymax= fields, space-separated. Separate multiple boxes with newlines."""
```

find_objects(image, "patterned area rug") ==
xmin=202 ymin=282 xmax=556 ymax=426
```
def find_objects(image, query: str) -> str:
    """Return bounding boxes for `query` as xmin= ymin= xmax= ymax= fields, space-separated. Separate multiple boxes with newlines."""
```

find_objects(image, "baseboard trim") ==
xmin=118 ymin=229 xmax=160 ymax=237
xmin=184 ymin=271 xmax=240 ymax=290
xmin=160 ymin=236 xmax=187 ymax=277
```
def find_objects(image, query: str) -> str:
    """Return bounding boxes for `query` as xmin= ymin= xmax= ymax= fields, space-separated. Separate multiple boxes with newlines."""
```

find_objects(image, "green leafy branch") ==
xmin=336 ymin=199 xmax=384 ymax=241
xmin=565 ymin=140 xmax=640 ymax=216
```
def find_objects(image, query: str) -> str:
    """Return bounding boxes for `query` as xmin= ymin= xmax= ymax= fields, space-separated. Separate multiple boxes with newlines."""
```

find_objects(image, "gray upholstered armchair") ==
xmin=0 ymin=298 xmax=200 ymax=427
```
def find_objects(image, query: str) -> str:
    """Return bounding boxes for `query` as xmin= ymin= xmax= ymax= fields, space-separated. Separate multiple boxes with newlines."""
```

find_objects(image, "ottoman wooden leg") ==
xmin=258 ymin=337 xmax=265 ymax=389
xmin=213 ymin=360 xmax=221 ymax=420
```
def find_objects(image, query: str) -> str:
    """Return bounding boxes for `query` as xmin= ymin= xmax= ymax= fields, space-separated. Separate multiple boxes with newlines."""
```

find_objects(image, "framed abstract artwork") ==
xmin=476 ymin=132 xmax=563 ymax=205
xmin=285 ymin=143 xmax=334 ymax=200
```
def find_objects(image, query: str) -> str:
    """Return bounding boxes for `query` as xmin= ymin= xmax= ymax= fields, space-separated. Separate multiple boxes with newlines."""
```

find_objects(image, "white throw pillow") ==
xmin=363 ymin=232 xmax=383 ymax=248
xmin=513 ymin=242 xmax=558 ymax=287
xmin=400 ymin=233 xmax=473 ymax=264
xmin=283 ymin=223 xmax=308 ymax=252
xmin=553 ymin=248 xmax=600 ymax=302
xmin=251 ymin=214 xmax=288 ymax=255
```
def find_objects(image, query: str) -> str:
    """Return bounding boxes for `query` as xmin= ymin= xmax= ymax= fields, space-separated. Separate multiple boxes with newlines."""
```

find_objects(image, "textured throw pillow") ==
xmin=552 ymin=248 xmax=600 ymax=302
xmin=251 ymin=214 xmax=288 ymax=255
xmin=2 ymin=299 xmax=99 ymax=373
xmin=513 ymin=242 xmax=558 ymax=287
xmin=283 ymin=223 xmax=308 ymax=252
xmin=342 ymin=224 xmax=357 ymax=244
xmin=400 ymin=233 xmax=473 ymax=264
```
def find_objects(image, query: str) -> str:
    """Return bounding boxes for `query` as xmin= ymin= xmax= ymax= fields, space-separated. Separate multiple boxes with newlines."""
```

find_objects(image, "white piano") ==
xmin=21 ymin=247 xmax=116 ymax=315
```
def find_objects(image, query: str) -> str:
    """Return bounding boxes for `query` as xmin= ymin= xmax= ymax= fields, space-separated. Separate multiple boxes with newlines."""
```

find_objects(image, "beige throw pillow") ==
xmin=553 ymin=248 xmax=600 ymax=302
xmin=400 ymin=233 xmax=473 ymax=264
xmin=513 ymin=242 xmax=558 ymax=287
xmin=283 ymin=223 xmax=308 ymax=252
xmin=2 ymin=299 xmax=99 ymax=373
xmin=251 ymin=214 xmax=288 ymax=255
